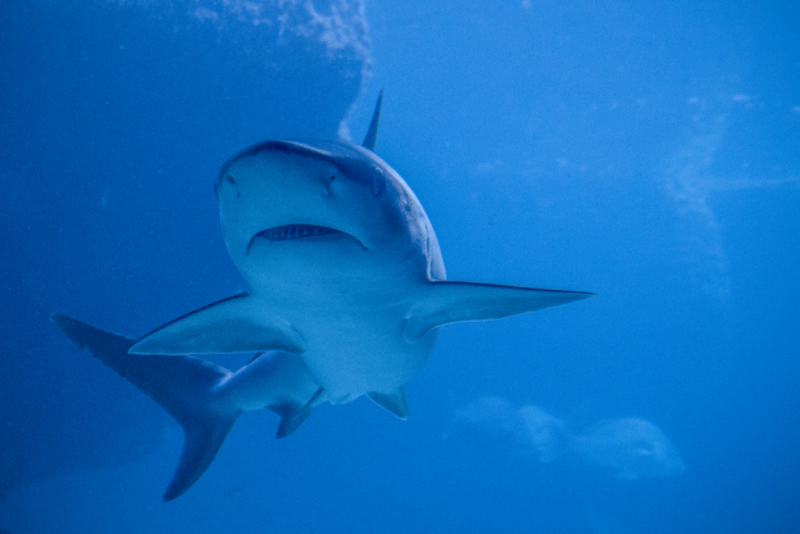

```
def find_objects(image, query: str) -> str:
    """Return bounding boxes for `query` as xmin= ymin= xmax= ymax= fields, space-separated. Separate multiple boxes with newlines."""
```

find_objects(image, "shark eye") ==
xmin=373 ymin=173 xmax=385 ymax=195
xmin=329 ymin=173 xmax=336 ymax=182
xmin=226 ymin=174 xmax=236 ymax=185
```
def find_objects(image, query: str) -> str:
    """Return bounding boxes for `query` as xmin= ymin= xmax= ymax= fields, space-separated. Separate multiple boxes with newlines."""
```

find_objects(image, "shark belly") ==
xmin=294 ymin=310 xmax=439 ymax=404
xmin=252 ymin=268 xmax=437 ymax=404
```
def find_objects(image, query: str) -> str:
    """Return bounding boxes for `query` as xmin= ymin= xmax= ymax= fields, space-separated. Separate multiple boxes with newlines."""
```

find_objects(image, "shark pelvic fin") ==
xmin=362 ymin=89 xmax=383 ymax=152
xmin=51 ymin=314 xmax=240 ymax=501
xmin=367 ymin=387 xmax=409 ymax=420
xmin=274 ymin=386 xmax=325 ymax=439
xmin=404 ymin=281 xmax=594 ymax=341
xmin=129 ymin=294 xmax=306 ymax=355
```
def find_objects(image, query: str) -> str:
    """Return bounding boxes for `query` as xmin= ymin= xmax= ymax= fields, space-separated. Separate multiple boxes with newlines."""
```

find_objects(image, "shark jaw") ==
xmin=256 ymin=224 xmax=341 ymax=241
xmin=246 ymin=224 xmax=368 ymax=254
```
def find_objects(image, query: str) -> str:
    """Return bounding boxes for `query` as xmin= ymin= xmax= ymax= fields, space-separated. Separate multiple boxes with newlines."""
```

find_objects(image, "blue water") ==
xmin=1 ymin=1 xmax=798 ymax=532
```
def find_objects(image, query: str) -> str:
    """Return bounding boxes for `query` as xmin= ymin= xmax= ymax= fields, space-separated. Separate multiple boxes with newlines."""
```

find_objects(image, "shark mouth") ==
xmin=257 ymin=224 xmax=341 ymax=241
xmin=245 ymin=224 xmax=370 ymax=254
xmin=248 ymin=224 xmax=350 ymax=253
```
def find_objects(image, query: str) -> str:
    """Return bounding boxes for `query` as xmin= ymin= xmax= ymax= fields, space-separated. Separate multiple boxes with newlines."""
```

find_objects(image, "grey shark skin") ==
xmin=55 ymin=95 xmax=593 ymax=501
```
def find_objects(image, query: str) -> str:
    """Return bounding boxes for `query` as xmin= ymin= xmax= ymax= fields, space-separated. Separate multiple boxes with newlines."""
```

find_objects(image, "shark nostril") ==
xmin=226 ymin=175 xmax=236 ymax=185
xmin=322 ymin=173 xmax=336 ymax=196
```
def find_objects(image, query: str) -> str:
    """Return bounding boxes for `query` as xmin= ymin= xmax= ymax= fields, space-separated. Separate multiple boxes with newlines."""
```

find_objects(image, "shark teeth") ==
xmin=256 ymin=225 xmax=340 ymax=241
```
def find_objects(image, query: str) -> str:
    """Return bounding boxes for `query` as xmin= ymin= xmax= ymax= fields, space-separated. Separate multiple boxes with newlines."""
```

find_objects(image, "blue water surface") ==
xmin=1 ymin=1 xmax=798 ymax=532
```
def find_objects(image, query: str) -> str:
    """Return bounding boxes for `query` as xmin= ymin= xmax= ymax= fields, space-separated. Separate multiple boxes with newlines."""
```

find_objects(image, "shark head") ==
xmin=215 ymin=139 xmax=446 ymax=291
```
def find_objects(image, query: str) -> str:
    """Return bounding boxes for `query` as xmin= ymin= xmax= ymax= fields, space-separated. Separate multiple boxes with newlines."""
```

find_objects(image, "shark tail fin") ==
xmin=51 ymin=314 xmax=240 ymax=501
xmin=162 ymin=412 xmax=237 ymax=501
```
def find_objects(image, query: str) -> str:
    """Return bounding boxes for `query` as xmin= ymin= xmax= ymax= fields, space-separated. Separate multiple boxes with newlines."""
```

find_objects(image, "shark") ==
xmin=456 ymin=397 xmax=685 ymax=480
xmin=53 ymin=93 xmax=593 ymax=501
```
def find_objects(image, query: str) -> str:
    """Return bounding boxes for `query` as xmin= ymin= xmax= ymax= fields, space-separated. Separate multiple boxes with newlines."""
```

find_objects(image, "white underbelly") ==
xmin=291 ymin=308 xmax=438 ymax=403
xmin=250 ymin=259 xmax=438 ymax=402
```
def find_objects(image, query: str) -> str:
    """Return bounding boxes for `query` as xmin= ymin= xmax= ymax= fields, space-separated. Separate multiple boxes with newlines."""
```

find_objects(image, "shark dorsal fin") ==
xmin=362 ymin=89 xmax=384 ymax=151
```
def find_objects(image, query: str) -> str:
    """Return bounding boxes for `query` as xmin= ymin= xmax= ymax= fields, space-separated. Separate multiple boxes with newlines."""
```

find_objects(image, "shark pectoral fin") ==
xmin=368 ymin=387 xmax=409 ymax=420
xmin=129 ymin=294 xmax=306 ymax=355
xmin=404 ymin=281 xmax=594 ymax=341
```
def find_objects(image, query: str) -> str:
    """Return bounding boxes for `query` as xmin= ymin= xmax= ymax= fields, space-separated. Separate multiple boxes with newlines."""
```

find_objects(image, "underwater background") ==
xmin=1 ymin=0 xmax=798 ymax=532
